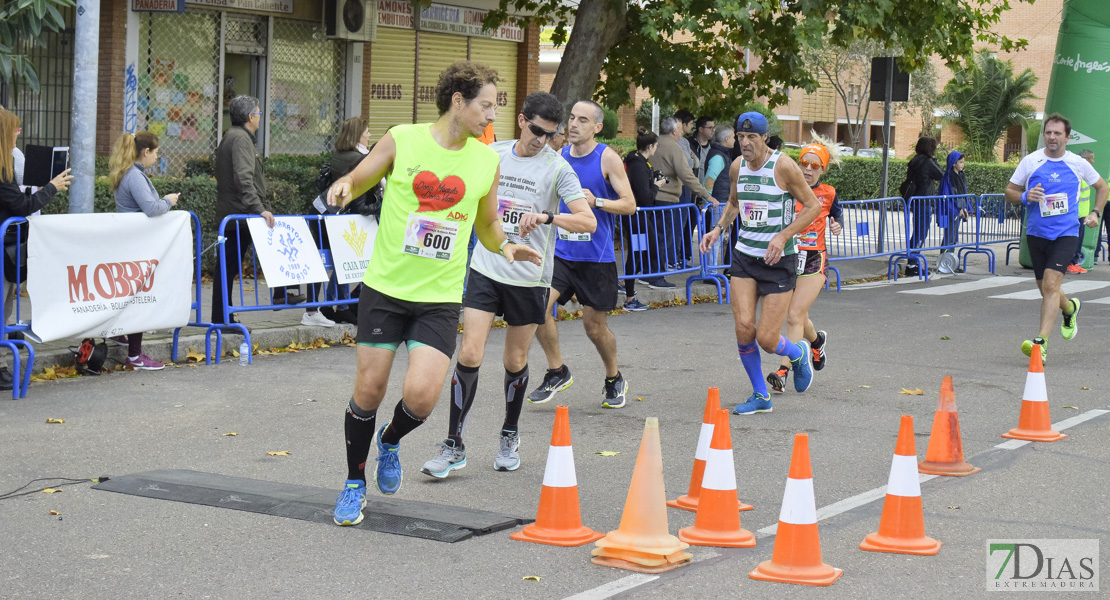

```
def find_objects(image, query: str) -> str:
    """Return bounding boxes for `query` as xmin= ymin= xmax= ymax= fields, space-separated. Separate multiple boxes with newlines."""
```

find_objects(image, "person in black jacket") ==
xmin=0 ymin=108 xmax=72 ymax=389
xmin=905 ymin=136 xmax=945 ymax=250
xmin=622 ymin=129 xmax=667 ymax=309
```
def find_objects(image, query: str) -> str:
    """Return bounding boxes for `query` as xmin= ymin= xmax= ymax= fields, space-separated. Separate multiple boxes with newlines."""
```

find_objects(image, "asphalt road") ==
xmin=2 ymin=262 xmax=1108 ymax=599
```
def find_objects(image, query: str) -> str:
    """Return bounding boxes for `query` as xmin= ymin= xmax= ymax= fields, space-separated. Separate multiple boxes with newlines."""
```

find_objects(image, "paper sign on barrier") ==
xmin=323 ymin=215 xmax=377 ymax=284
xmin=246 ymin=217 xmax=329 ymax=288
xmin=26 ymin=212 xmax=193 ymax=343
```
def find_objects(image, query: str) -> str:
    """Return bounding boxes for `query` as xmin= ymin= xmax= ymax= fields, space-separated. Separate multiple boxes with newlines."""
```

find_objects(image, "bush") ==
xmin=819 ymin=155 xmax=1016 ymax=201
xmin=600 ymin=107 xmax=620 ymax=139
xmin=635 ymin=100 xmax=674 ymax=131
xmin=597 ymin=137 xmax=635 ymax=160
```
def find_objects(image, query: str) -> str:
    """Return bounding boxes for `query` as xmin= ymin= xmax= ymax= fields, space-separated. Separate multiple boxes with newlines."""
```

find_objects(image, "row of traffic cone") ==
xmin=511 ymin=347 xmax=1065 ymax=585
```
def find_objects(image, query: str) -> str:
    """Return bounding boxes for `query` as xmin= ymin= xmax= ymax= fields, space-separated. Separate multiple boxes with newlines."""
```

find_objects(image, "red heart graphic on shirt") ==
xmin=412 ymin=171 xmax=467 ymax=212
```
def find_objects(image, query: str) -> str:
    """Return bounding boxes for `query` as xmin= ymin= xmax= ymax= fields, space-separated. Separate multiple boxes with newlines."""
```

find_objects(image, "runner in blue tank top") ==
xmin=1005 ymin=113 xmax=1107 ymax=363
xmin=527 ymin=100 xmax=637 ymax=409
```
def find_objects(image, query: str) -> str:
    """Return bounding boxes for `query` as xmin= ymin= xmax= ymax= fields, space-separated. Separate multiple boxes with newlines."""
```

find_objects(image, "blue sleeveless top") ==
xmin=556 ymin=143 xmax=616 ymax=263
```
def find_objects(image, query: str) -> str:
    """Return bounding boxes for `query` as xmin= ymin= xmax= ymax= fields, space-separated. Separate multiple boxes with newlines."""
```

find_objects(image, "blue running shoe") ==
xmin=733 ymin=393 xmax=772 ymax=415
xmin=333 ymin=479 xmax=367 ymax=526
xmin=375 ymin=422 xmax=403 ymax=495
xmin=792 ymin=340 xmax=814 ymax=393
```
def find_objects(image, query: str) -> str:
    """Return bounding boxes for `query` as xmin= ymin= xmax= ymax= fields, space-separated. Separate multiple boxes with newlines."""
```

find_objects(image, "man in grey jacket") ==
xmin=211 ymin=95 xmax=297 ymax=324
xmin=652 ymin=117 xmax=716 ymax=279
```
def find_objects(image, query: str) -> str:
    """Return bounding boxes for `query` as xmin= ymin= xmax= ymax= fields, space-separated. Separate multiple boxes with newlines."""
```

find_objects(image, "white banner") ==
xmin=246 ymin=217 xmax=329 ymax=288
xmin=324 ymin=214 xmax=377 ymax=284
xmin=27 ymin=212 xmax=193 ymax=343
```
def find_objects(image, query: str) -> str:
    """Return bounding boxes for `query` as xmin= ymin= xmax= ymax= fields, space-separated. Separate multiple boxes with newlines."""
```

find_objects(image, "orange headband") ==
xmin=800 ymin=144 xmax=830 ymax=169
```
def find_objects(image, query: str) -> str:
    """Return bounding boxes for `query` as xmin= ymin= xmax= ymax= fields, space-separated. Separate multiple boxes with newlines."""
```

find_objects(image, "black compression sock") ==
xmin=502 ymin=365 xmax=528 ymax=433
xmin=344 ymin=398 xmax=377 ymax=482
xmin=381 ymin=399 xmax=426 ymax=446
xmin=448 ymin=363 xmax=480 ymax=448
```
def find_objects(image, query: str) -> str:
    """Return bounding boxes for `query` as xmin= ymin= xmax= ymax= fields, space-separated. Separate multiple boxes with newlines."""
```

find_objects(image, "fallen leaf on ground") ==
xmin=49 ymin=510 xmax=60 ymax=515
xmin=223 ymin=432 xmax=238 ymax=436
xmin=859 ymin=385 xmax=871 ymax=389
xmin=940 ymin=336 xmax=951 ymax=340
xmin=42 ymin=488 xmax=62 ymax=494
xmin=523 ymin=576 xmax=542 ymax=581
xmin=267 ymin=451 xmax=291 ymax=456
xmin=947 ymin=505 xmax=960 ymax=509
xmin=899 ymin=388 xmax=924 ymax=395
xmin=46 ymin=418 xmax=65 ymax=424
xmin=1063 ymin=405 xmax=1078 ymax=410
xmin=635 ymin=396 xmax=643 ymax=402
xmin=184 ymin=348 xmax=206 ymax=363
xmin=596 ymin=451 xmax=620 ymax=457
xmin=1080 ymin=387 xmax=1089 ymax=390
xmin=940 ymin=314 xmax=950 ymax=317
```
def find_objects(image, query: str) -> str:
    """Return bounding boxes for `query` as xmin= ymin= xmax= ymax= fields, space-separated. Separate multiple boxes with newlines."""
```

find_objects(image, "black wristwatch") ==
xmin=542 ymin=210 xmax=555 ymax=224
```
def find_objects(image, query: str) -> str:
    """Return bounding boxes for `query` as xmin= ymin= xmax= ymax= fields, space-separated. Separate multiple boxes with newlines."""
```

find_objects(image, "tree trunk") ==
xmin=549 ymin=0 xmax=628 ymax=119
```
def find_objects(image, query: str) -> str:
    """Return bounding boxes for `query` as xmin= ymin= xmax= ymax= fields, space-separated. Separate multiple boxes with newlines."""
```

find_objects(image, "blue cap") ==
xmin=735 ymin=112 xmax=768 ymax=135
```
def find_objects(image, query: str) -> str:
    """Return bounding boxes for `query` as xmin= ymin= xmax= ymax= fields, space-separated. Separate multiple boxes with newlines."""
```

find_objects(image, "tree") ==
xmin=805 ymin=39 xmax=890 ymax=154
xmin=905 ymin=61 xmax=940 ymax=139
xmin=0 ymin=0 xmax=75 ymax=94
xmin=486 ymin=0 xmax=1032 ymax=119
xmin=938 ymin=50 xmax=1038 ymax=162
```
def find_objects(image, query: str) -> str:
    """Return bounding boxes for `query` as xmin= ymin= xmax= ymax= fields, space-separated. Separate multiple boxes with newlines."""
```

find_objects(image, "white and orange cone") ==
xmin=860 ymin=415 xmax=942 ymax=555
xmin=1002 ymin=344 xmax=1066 ymax=442
xmin=678 ymin=409 xmax=756 ymax=547
xmin=511 ymin=405 xmax=604 ymax=546
xmin=749 ymin=433 xmax=842 ymax=587
xmin=669 ymin=388 xmax=754 ymax=513
xmin=918 ymin=376 xmax=980 ymax=476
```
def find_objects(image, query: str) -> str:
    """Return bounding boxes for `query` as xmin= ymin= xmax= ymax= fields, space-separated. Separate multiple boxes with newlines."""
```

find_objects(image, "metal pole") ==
xmin=69 ymin=0 xmax=100 ymax=213
xmin=878 ymin=57 xmax=894 ymax=252
xmin=651 ymin=99 xmax=659 ymax=134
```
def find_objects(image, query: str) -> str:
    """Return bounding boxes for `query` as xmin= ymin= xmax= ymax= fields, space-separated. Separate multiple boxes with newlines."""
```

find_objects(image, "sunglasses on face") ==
xmin=798 ymin=158 xmax=824 ymax=170
xmin=526 ymin=120 xmax=558 ymax=140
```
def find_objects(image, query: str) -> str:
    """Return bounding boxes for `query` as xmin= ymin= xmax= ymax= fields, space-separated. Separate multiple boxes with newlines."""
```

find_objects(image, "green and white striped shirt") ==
xmin=733 ymin=150 xmax=796 ymax=258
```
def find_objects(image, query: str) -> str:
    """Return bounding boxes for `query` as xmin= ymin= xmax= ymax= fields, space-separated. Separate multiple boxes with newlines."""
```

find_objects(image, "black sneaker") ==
xmin=602 ymin=373 xmax=628 ymax=409
xmin=766 ymin=366 xmax=789 ymax=393
xmin=528 ymin=366 xmax=573 ymax=404
xmin=646 ymin=277 xmax=676 ymax=289
xmin=811 ymin=330 xmax=827 ymax=371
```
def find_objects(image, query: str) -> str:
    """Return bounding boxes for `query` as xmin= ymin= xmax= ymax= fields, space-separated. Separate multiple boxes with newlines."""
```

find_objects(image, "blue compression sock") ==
xmin=775 ymin=336 xmax=803 ymax=361
xmin=738 ymin=342 xmax=768 ymax=397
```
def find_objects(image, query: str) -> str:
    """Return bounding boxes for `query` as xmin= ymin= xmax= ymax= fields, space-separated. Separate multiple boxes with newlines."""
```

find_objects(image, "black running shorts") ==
xmin=797 ymin=249 xmax=827 ymax=278
xmin=356 ymin=286 xmax=460 ymax=357
xmin=1026 ymin=235 xmax=1076 ymax=280
xmin=730 ymin=248 xmax=797 ymax=296
xmin=552 ymin=256 xmax=618 ymax=311
xmin=462 ymin=269 xmax=550 ymax=326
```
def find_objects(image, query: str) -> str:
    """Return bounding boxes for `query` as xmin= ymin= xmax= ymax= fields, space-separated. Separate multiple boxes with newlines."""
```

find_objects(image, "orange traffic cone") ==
xmin=668 ymin=388 xmax=753 ymax=513
xmin=918 ymin=376 xmax=980 ymax=476
xmin=511 ymin=405 xmax=604 ymax=546
xmin=749 ymin=433 xmax=842 ymax=586
xmin=861 ymin=415 xmax=942 ymax=555
xmin=678 ymin=409 xmax=756 ymax=547
xmin=1002 ymin=344 xmax=1066 ymax=442
xmin=591 ymin=417 xmax=692 ymax=573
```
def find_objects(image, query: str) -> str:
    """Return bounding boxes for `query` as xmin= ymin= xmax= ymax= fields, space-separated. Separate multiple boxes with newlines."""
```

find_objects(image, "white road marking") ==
xmin=990 ymin=280 xmax=1110 ymax=300
xmin=1083 ymin=296 xmax=1110 ymax=304
xmin=898 ymin=276 xmax=1028 ymax=296
xmin=565 ymin=408 xmax=1109 ymax=599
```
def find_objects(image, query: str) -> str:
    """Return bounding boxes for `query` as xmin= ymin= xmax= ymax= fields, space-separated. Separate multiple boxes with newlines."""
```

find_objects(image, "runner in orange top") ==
xmin=477 ymin=123 xmax=496 ymax=145
xmin=766 ymin=134 xmax=844 ymax=393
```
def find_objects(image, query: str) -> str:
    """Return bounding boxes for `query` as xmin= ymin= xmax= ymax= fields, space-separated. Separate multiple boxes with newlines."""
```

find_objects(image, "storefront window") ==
xmin=268 ymin=20 xmax=347 ymax=156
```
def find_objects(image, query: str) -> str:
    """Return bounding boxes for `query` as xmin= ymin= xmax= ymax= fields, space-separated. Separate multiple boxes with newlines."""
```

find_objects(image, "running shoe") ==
xmin=1021 ymin=337 xmax=1048 ymax=365
xmin=791 ymin=340 xmax=814 ymax=393
xmin=1066 ymin=264 xmax=1087 ymax=274
xmin=528 ymin=366 xmax=573 ymax=404
xmin=107 ymin=335 xmax=129 ymax=346
xmin=126 ymin=354 xmax=165 ymax=371
xmin=623 ymin=298 xmax=649 ymax=312
xmin=645 ymin=277 xmax=676 ymax=289
xmin=374 ymin=423 xmax=402 ymax=495
xmin=602 ymin=373 xmax=628 ymax=409
xmin=812 ymin=330 xmax=828 ymax=371
xmin=301 ymin=311 xmax=336 ymax=327
xmin=766 ymin=366 xmax=789 ymax=394
xmin=733 ymin=393 xmax=772 ymax=415
xmin=420 ymin=441 xmax=467 ymax=479
xmin=333 ymin=479 xmax=367 ymax=526
xmin=494 ymin=431 xmax=521 ymax=471
xmin=1061 ymin=298 xmax=1080 ymax=341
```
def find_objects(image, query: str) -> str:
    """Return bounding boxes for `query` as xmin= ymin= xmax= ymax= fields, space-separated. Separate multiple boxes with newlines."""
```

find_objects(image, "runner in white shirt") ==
xmin=1005 ymin=113 xmax=1108 ymax=363
xmin=421 ymin=92 xmax=596 ymax=478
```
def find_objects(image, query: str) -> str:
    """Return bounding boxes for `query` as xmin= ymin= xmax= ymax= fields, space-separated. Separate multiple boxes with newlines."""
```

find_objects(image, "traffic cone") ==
xmin=678 ymin=409 xmax=756 ymax=547
xmin=591 ymin=417 xmax=692 ymax=573
xmin=668 ymin=388 xmax=753 ymax=513
xmin=1002 ymin=344 xmax=1067 ymax=442
xmin=918 ymin=376 xmax=980 ymax=476
xmin=511 ymin=405 xmax=604 ymax=546
xmin=861 ymin=415 xmax=942 ymax=555
xmin=749 ymin=433 xmax=842 ymax=586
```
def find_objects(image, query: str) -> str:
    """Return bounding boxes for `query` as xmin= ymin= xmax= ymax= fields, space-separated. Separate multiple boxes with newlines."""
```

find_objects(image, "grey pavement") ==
xmin=2 ymin=245 xmax=1107 ymax=599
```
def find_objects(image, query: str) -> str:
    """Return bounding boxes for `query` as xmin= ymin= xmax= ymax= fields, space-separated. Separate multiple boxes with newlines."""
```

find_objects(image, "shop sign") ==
xmin=377 ymin=0 xmax=415 ymax=29
xmin=184 ymin=0 xmax=294 ymax=15
xmin=419 ymin=3 xmax=523 ymax=42
xmin=132 ymin=0 xmax=185 ymax=12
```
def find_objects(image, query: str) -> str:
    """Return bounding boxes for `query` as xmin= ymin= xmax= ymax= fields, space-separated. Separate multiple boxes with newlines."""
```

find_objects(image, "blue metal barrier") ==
xmin=212 ymin=214 xmax=358 ymax=364
xmin=690 ymin=203 xmax=735 ymax=303
xmin=975 ymin=193 xmax=1023 ymax=268
xmin=0 ymin=217 xmax=35 ymax=398
xmin=170 ymin=211 xmax=218 ymax=364
xmin=615 ymin=203 xmax=702 ymax=301
xmin=824 ymin=197 xmax=909 ymax=286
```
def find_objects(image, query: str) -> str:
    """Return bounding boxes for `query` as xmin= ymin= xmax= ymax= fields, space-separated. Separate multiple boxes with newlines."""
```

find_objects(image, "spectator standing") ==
xmin=653 ymin=116 xmax=715 ymax=281
xmin=623 ymin=129 xmax=666 ymax=307
xmin=1067 ymin=149 xmax=1096 ymax=274
xmin=936 ymin=150 xmax=969 ymax=251
xmin=0 ymin=108 xmax=72 ymax=389
xmin=905 ymin=136 xmax=944 ymax=251
xmin=547 ymin=122 xmax=566 ymax=153
xmin=689 ymin=116 xmax=715 ymax=182
xmin=109 ymin=131 xmax=181 ymax=370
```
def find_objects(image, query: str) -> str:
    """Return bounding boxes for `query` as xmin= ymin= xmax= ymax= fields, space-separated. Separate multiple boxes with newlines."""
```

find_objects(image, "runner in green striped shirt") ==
xmin=699 ymin=112 xmax=821 ymax=415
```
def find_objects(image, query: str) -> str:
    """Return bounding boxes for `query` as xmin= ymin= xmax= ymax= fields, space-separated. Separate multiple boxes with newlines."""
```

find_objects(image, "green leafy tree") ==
xmin=486 ymin=0 xmax=1031 ymax=119
xmin=805 ymin=39 xmax=893 ymax=154
xmin=938 ymin=50 xmax=1038 ymax=162
xmin=0 ymin=0 xmax=75 ymax=94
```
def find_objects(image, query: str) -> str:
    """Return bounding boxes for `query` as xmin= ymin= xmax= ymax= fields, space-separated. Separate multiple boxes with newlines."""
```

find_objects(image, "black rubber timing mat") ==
xmin=93 ymin=469 xmax=531 ymax=543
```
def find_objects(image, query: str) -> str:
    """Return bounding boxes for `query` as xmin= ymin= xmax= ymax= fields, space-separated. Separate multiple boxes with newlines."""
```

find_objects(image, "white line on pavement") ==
xmin=898 ymin=276 xmax=1028 ymax=296
xmin=564 ymin=408 xmax=1109 ymax=600
xmin=990 ymin=280 xmax=1110 ymax=300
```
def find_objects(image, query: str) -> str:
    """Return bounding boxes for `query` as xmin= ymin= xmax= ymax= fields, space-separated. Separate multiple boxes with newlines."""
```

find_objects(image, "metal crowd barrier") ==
xmin=170 ymin=211 xmax=217 ymax=364
xmin=0 ymin=216 xmax=35 ymax=398
xmin=615 ymin=203 xmax=703 ymax=302
xmin=976 ymin=193 xmax=1024 ymax=267
xmin=825 ymin=197 xmax=908 ymax=288
xmin=212 ymin=213 xmax=357 ymax=364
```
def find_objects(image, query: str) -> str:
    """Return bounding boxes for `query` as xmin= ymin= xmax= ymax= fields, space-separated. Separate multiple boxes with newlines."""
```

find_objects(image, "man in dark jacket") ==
xmin=211 ymin=95 xmax=299 ymax=324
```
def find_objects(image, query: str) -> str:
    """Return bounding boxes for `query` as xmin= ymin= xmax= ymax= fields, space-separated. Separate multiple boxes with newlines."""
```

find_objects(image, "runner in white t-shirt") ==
xmin=420 ymin=92 xmax=596 ymax=479
xmin=1005 ymin=113 xmax=1108 ymax=363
